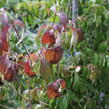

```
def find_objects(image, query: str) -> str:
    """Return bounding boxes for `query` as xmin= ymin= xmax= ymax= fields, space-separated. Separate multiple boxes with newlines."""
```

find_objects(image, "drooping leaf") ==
xmin=45 ymin=46 xmax=63 ymax=64
xmin=24 ymin=61 xmax=36 ymax=77
xmin=40 ymin=57 xmax=52 ymax=83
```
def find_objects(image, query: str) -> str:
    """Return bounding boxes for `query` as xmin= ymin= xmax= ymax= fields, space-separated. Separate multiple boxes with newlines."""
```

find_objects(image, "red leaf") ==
xmin=24 ymin=61 xmax=36 ymax=77
xmin=42 ymin=30 xmax=55 ymax=46
xmin=0 ymin=55 xmax=10 ymax=74
xmin=47 ymin=83 xmax=61 ymax=99
xmin=47 ymin=79 xmax=66 ymax=99
xmin=56 ymin=79 xmax=66 ymax=89
xmin=45 ymin=46 xmax=63 ymax=64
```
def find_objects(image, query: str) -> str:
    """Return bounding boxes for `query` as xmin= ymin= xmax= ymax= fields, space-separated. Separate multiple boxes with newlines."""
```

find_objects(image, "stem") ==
xmin=13 ymin=25 xmax=32 ymax=109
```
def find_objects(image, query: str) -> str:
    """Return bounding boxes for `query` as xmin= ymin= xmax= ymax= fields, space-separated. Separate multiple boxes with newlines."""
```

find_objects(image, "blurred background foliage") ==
xmin=0 ymin=0 xmax=109 ymax=109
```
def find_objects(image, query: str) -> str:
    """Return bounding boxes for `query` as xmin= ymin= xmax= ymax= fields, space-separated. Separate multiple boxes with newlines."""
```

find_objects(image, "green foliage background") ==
xmin=0 ymin=0 xmax=109 ymax=109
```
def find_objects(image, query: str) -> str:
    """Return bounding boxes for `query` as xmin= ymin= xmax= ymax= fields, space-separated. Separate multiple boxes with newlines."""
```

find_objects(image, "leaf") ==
xmin=40 ymin=57 xmax=52 ymax=83
xmin=47 ymin=79 xmax=66 ymax=99
xmin=42 ymin=30 xmax=56 ymax=46
xmin=55 ymin=79 xmax=66 ymax=89
xmin=24 ymin=61 xmax=36 ymax=77
xmin=47 ymin=83 xmax=60 ymax=99
xmin=45 ymin=46 xmax=63 ymax=64
xmin=0 ymin=55 xmax=10 ymax=74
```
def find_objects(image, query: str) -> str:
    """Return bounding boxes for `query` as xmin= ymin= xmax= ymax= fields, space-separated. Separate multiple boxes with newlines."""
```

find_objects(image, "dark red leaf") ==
xmin=24 ymin=61 xmax=36 ymax=77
